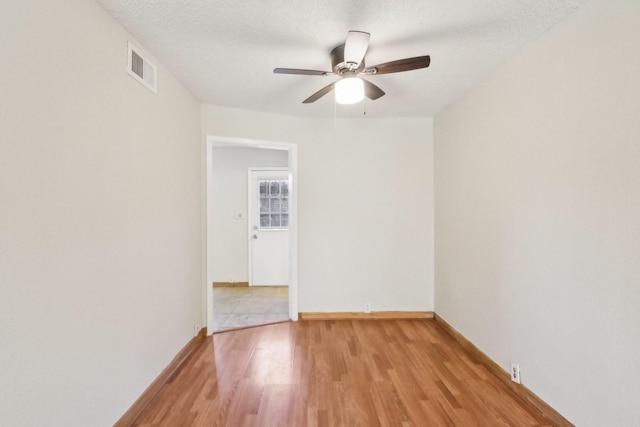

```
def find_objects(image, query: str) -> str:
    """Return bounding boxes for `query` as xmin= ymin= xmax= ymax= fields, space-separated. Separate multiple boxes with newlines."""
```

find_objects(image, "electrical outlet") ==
xmin=364 ymin=303 xmax=371 ymax=314
xmin=510 ymin=363 xmax=521 ymax=384
xmin=194 ymin=323 xmax=200 ymax=337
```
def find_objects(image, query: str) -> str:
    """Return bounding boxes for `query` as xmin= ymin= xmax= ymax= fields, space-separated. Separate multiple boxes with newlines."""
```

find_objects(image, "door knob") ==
xmin=253 ymin=234 xmax=258 ymax=239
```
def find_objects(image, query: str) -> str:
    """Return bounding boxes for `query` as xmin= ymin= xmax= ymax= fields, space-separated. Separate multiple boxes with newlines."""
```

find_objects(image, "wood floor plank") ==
xmin=128 ymin=320 xmax=566 ymax=426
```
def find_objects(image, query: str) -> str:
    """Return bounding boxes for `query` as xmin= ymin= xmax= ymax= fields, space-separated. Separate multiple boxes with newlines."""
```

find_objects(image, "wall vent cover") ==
xmin=127 ymin=41 xmax=157 ymax=93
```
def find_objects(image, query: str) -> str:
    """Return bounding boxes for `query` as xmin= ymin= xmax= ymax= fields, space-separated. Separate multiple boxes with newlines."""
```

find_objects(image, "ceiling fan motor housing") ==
xmin=330 ymin=45 xmax=366 ymax=75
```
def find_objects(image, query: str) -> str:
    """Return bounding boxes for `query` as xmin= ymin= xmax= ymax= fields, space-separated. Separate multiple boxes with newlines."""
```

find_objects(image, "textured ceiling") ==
xmin=96 ymin=0 xmax=586 ymax=118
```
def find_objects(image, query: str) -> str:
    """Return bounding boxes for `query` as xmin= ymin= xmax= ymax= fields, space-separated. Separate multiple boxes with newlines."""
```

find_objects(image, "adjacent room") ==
xmin=1 ymin=0 xmax=638 ymax=426
xmin=209 ymin=145 xmax=291 ymax=332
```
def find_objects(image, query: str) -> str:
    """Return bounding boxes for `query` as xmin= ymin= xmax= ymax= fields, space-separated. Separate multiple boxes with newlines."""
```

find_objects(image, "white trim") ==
xmin=247 ymin=167 xmax=288 ymax=287
xmin=126 ymin=41 xmax=157 ymax=93
xmin=205 ymin=140 xmax=215 ymax=334
xmin=205 ymin=136 xmax=299 ymax=335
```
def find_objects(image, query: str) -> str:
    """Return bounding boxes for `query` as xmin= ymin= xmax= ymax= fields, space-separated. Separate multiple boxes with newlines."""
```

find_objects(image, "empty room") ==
xmin=1 ymin=0 xmax=638 ymax=426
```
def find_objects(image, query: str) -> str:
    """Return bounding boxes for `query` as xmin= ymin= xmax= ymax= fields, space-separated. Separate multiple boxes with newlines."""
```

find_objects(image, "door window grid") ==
xmin=259 ymin=179 xmax=289 ymax=230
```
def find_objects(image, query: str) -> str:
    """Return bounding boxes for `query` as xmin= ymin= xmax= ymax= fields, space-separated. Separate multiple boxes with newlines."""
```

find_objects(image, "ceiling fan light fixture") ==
xmin=335 ymin=77 xmax=364 ymax=104
xmin=274 ymin=30 xmax=430 ymax=104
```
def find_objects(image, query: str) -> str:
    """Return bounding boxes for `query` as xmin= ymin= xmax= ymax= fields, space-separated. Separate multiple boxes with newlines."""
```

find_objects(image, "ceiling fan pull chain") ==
xmin=335 ymin=97 xmax=339 ymax=132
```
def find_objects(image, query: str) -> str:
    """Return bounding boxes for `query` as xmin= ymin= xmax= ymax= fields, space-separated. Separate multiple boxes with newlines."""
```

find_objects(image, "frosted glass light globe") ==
xmin=335 ymin=77 xmax=364 ymax=104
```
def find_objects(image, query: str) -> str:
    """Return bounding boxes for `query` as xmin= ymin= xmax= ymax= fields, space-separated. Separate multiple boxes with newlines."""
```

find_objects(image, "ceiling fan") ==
xmin=274 ymin=31 xmax=430 ymax=104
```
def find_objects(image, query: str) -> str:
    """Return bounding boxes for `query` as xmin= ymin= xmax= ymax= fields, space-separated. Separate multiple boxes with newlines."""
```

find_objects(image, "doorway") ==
xmin=205 ymin=136 xmax=298 ymax=336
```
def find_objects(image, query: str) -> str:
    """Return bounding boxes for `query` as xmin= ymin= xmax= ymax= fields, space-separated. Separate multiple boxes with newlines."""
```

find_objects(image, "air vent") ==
xmin=127 ymin=41 xmax=157 ymax=93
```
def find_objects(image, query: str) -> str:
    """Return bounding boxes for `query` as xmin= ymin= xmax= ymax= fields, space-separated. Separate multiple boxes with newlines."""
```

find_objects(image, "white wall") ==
xmin=210 ymin=147 xmax=288 ymax=282
xmin=434 ymin=0 xmax=640 ymax=425
xmin=0 ymin=1 xmax=201 ymax=425
xmin=203 ymin=105 xmax=434 ymax=313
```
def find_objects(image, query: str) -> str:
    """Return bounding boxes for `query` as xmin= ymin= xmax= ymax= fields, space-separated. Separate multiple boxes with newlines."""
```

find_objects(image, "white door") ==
xmin=249 ymin=169 xmax=289 ymax=287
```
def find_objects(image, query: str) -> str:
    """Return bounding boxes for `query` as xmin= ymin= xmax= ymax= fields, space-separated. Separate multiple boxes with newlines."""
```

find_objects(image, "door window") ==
xmin=258 ymin=179 xmax=289 ymax=230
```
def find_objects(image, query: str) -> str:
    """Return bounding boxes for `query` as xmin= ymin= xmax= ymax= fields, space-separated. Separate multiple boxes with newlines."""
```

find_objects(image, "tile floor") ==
xmin=212 ymin=286 xmax=289 ymax=333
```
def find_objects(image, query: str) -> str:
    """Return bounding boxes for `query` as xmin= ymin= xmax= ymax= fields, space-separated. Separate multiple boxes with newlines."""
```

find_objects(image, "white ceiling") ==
xmin=96 ymin=0 xmax=586 ymax=118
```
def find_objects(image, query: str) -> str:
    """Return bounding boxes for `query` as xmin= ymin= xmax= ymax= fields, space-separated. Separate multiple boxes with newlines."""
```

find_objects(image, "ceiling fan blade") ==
xmin=274 ymin=68 xmax=330 ymax=76
xmin=344 ymin=30 xmax=370 ymax=68
xmin=362 ymin=79 xmax=385 ymax=100
xmin=303 ymin=82 xmax=336 ymax=103
xmin=366 ymin=55 xmax=431 ymax=75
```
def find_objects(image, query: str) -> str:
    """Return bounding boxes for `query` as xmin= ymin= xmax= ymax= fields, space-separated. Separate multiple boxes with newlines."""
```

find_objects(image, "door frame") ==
xmin=205 ymin=135 xmax=299 ymax=336
xmin=247 ymin=167 xmax=289 ymax=287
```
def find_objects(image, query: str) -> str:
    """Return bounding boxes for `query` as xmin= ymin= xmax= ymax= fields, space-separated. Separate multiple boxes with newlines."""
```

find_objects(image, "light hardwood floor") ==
xmin=130 ymin=320 xmax=558 ymax=426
